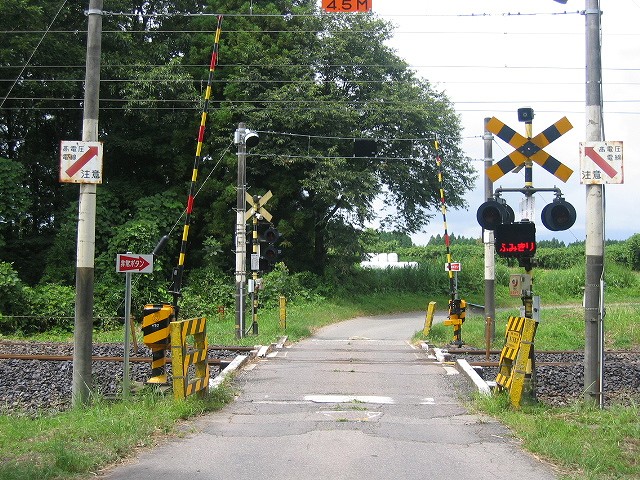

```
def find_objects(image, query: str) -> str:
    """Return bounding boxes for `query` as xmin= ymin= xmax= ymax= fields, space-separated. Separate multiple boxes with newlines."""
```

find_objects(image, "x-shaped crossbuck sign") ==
xmin=486 ymin=116 xmax=574 ymax=183
xmin=245 ymin=190 xmax=273 ymax=222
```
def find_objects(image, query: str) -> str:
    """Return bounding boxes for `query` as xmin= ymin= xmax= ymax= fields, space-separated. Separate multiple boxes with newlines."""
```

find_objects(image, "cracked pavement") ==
xmin=100 ymin=311 xmax=558 ymax=480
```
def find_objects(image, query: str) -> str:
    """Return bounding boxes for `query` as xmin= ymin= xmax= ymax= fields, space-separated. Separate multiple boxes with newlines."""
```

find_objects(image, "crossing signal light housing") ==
xmin=259 ymin=225 xmax=281 ymax=270
xmin=541 ymin=198 xmax=576 ymax=231
xmin=495 ymin=221 xmax=537 ymax=259
xmin=476 ymin=198 xmax=515 ymax=230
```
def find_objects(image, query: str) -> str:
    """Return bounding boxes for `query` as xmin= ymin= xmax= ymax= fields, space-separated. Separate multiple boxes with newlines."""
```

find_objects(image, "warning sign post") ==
xmin=60 ymin=140 xmax=103 ymax=184
xmin=579 ymin=141 xmax=623 ymax=184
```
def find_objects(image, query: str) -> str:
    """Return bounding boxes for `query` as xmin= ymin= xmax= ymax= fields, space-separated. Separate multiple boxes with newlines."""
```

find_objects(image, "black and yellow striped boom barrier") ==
xmin=170 ymin=317 xmax=209 ymax=400
xmin=434 ymin=139 xmax=466 ymax=346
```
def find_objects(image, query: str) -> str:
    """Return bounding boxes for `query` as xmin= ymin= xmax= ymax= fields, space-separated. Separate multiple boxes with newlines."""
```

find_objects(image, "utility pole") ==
xmin=584 ymin=0 xmax=604 ymax=407
xmin=234 ymin=123 xmax=248 ymax=339
xmin=234 ymin=123 xmax=259 ymax=339
xmin=72 ymin=0 xmax=102 ymax=407
xmin=483 ymin=118 xmax=496 ymax=341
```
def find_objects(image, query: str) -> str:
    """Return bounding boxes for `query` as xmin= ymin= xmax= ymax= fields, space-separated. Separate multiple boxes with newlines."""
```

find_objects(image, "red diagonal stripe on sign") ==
xmin=585 ymin=147 xmax=618 ymax=178
xmin=65 ymin=146 xmax=99 ymax=177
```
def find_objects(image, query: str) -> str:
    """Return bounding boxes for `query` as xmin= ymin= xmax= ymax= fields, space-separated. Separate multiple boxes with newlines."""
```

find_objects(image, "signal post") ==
xmin=477 ymin=108 xmax=576 ymax=405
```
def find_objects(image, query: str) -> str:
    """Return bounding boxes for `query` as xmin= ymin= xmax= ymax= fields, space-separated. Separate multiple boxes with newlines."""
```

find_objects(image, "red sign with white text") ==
xmin=116 ymin=254 xmax=153 ymax=273
xmin=322 ymin=0 xmax=371 ymax=12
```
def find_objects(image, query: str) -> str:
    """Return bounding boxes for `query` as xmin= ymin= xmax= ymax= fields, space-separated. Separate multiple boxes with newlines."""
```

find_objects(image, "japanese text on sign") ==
xmin=579 ymin=141 xmax=624 ymax=185
xmin=59 ymin=141 xmax=103 ymax=184
xmin=116 ymin=254 xmax=153 ymax=273
xmin=322 ymin=0 xmax=371 ymax=12
xmin=498 ymin=242 xmax=536 ymax=255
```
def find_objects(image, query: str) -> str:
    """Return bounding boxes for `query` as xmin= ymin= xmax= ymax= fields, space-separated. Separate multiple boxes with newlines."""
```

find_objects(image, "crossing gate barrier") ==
xmin=495 ymin=316 xmax=538 ymax=407
xmin=170 ymin=317 xmax=209 ymax=400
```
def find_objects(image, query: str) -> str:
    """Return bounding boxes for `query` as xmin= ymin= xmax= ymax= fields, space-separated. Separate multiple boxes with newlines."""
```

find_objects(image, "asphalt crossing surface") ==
xmin=100 ymin=312 xmax=557 ymax=479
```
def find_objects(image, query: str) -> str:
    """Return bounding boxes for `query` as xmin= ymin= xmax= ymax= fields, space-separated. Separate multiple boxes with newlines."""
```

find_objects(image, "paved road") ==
xmin=100 ymin=312 xmax=557 ymax=479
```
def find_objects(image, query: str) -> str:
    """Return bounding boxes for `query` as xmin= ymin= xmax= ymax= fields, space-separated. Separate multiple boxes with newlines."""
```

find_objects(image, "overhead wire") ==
xmin=0 ymin=0 xmax=69 ymax=109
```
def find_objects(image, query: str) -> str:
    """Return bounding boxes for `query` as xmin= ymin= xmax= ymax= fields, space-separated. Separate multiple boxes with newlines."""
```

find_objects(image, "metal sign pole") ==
xmin=123 ymin=270 xmax=132 ymax=398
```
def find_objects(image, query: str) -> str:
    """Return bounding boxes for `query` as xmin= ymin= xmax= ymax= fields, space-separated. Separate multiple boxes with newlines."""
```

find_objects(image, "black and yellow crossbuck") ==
xmin=486 ymin=116 xmax=574 ymax=183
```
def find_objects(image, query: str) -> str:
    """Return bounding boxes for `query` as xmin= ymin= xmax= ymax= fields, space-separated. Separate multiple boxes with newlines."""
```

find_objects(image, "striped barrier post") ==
xmin=170 ymin=317 xmax=209 ymax=400
xmin=279 ymin=295 xmax=287 ymax=329
xmin=142 ymin=303 xmax=175 ymax=384
xmin=495 ymin=316 xmax=538 ymax=407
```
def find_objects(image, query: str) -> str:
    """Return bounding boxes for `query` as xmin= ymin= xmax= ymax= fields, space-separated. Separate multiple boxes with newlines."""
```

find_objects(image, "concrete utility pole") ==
xmin=234 ymin=123 xmax=259 ymax=338
xmin=483 ymin=118 xmax=496 ymax=340
xmin=72 ymin=0 xmax=102 ymax=406
xmin=234 ymin=123 xmax=248 ymax=339
xmin=584 ymin=0 xmax=604 ymax=407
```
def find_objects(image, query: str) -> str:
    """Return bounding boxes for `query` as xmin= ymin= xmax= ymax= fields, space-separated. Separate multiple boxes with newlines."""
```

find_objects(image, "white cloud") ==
xmin=369 ymin=0 xmax=639 ymax=244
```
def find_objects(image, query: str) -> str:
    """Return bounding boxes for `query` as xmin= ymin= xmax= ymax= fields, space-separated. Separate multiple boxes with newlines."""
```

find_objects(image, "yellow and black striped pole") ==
xmin=171 ymin=15 xmax=223 ymax=313
xmin=435 ymin=139 xmax=465 ymax=346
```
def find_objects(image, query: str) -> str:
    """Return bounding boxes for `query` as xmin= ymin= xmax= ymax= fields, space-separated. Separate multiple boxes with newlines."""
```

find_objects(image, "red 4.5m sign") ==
xmin=322 ymin=0 xmax=371 ymax=12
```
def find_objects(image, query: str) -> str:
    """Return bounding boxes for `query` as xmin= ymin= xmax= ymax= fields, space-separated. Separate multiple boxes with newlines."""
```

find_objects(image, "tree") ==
xmin=1 ymin=0 xmax=475 ymax=289
xmin=199 ymin=0 xmax=475 ymax=274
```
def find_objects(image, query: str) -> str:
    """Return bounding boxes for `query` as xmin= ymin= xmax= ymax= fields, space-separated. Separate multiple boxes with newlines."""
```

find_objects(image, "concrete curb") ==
xmin=421 ymin=342 xmax=492 ymax=396
xmin=209 ymin=354 xmax=249 ymax=390
xmin=209 ymin=337 xmax=289 ymax=391
xmin=456 ymin=359 xmax=492 ymax=396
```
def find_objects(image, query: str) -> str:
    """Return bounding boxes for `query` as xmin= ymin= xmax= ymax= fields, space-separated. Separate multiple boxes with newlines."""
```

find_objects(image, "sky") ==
xmin=365 ymin=0 xmax=639 ymax=245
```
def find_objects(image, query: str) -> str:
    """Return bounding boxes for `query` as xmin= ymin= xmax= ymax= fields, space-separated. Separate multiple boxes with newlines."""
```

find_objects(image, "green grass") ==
xmin=473 ymin=393 xmax=640 ymax=480
xmin=420 ymin=303 xmax=640 ymax=351
xmin=0 ymin=386 xmax=233 ymax=480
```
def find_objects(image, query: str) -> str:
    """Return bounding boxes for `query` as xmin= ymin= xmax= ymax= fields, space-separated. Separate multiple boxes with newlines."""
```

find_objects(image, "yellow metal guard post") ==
xmin=170 ymin=317 xmax=209 ymax=400
xmin=509 ymin=317 xmax=538 ymax=408
xmin=423 ymin=301 xmax=436 ymax=336
xmin=494 ymin=316 xmax=538 ymax=408
xmin=495 ymin=316 xmax=525 ymax=391
xmin=279 ymin=295 xmax=287 ymax=329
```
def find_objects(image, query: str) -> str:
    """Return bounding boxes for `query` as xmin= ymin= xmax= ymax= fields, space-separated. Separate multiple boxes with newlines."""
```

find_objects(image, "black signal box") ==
xmin=495 ymin=221 xmax=536 ymax=258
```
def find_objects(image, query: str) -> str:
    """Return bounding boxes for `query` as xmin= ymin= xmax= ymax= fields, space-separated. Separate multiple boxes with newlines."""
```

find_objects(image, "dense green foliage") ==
xmin=3 ymin=235 xmax=640 ymax=335
xmin=0 ymin=0 xmax=472 ymax=307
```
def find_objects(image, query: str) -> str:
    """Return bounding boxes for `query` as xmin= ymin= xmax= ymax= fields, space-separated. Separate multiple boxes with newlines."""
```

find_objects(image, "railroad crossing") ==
xmin=100 ymin=312 xmax=558 ymax=480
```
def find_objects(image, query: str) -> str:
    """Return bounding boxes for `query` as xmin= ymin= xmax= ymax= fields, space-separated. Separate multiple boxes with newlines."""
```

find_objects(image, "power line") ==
xmin=0 ymin=0 xmax=69 ymax=109
xmin=3 ymin=63 xmax=639 ymax=72
xmin=6 ymin=28 xmax=632 ymax=36
xmin=6 ymin=77 xmax=640 ymax=87
xmin=98 ymin=10 xmax=584 ymax=19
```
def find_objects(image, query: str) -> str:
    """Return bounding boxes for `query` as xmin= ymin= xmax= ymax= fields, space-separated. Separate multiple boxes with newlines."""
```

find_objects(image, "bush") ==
xmin=260 ymin=263 xmax=321 ymax=307
xmin=535 ymin=245 xmax=584 ymax=269
xmin=606 ymin=243 xmax=628 ymax=267
xmin=625 ymin=234 xmax=640 ymax=271
xmin=20 ymin=283 xmax=76 ymax=334
xmin=178 ymin=268 xmax=235 ymax=319
xmin=0 ymin=261 xmax=24 ymax=314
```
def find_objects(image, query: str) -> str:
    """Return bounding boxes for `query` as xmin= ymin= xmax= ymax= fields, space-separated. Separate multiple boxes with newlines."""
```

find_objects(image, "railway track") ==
xmin=441 ymin=347 xmax=640 ymax=407
xmin=0 ymin=341 xmax=256 ymax=414
xmin=1 ymin=341 xmax=638 ymax=413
